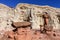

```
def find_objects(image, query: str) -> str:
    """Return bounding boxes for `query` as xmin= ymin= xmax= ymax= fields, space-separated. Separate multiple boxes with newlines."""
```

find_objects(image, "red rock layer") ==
xmin=3 ymin=27 xmax=60 ymax=40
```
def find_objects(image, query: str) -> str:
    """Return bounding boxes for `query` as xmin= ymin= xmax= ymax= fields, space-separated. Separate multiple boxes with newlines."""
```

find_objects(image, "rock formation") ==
xmin=0 ymin=4 xmax=15 ymax=35
xmin=0 ymin=3 xmax=60 ymax=40
xmin=15 ymin=3 xmax=60 ymax=30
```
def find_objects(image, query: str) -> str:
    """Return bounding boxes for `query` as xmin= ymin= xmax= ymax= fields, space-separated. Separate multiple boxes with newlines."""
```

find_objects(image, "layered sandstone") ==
xmin=0 ymin=3 xmax=60 ymax=40
xmin=15 ymin=3 xmax=60 ymax=30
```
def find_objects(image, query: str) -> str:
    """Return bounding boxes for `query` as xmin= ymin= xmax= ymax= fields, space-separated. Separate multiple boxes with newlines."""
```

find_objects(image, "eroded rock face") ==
xmin=16 ymin=3 xmax=60 ymax=30
xmin=0 ymin=3 xmax=60 ymax=40
xmin=0 ymin=4 xmax=15 ymax=35
xmin=2 ymin=27 xmax=60 ymax=40
xmin=0 ymin=3 xmax=60 ymax=33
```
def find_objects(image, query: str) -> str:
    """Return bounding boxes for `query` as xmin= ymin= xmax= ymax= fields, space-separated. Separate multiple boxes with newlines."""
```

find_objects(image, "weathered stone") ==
xmin=0 ymin=3 xmax=60 ymax=40
xmin=8 ymin=38 xmax=14 ymax=40
xmin=44 ymin=25 xmax=53 ymax=31
xmin=0 ymin=4 xmax=15 ymax=35
xmin=12 ymin=22 xmax=31 ymax=28
xmin=17 ymin=28 xmax=26 ymax=35
xmin=5 ymin=31 xmax=14 ymax=39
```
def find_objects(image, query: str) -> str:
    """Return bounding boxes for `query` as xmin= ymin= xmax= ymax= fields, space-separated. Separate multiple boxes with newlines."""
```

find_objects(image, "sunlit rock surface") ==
xmin=0 ymin=3 xmax=60 ymax=40
xmin=16 ymin=3 xmax=60 ymax=30
xmin=0 ymin=4 xmax=15 ymax=35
